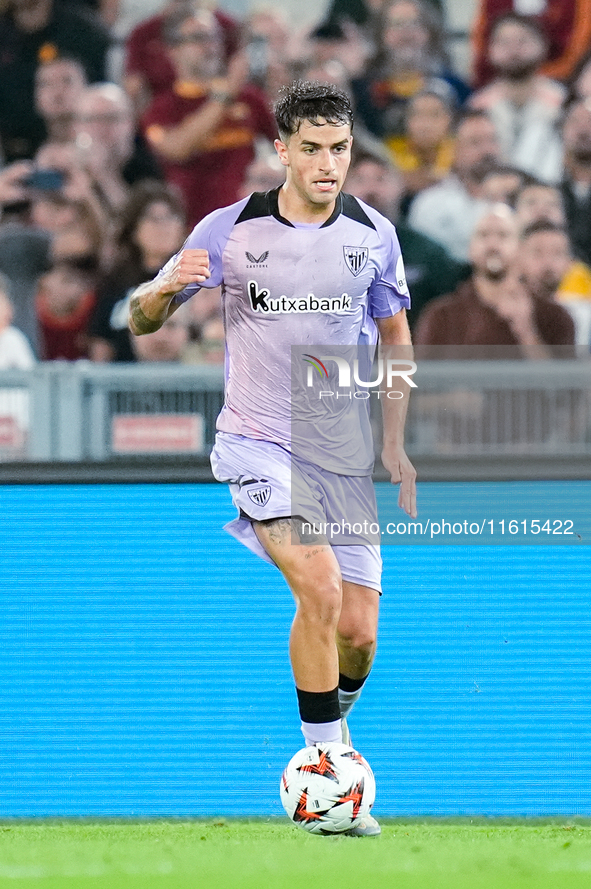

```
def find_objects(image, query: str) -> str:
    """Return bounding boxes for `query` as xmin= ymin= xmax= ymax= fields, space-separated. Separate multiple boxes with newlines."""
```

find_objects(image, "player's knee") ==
xmin=296 ymin=581 xmax=342 ymax=630
xmin=338 ymin=624 xmax=377 ymax=655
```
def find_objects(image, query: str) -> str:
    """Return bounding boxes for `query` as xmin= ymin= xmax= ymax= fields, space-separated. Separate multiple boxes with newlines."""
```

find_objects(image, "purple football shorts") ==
xmin=210 ymin=431 xmax=382 ymax=593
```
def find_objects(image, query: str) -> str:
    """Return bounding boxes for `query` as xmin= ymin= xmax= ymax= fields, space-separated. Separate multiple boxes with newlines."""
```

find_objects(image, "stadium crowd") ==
xmin=0 ymin=0 xmax=590 ymax=365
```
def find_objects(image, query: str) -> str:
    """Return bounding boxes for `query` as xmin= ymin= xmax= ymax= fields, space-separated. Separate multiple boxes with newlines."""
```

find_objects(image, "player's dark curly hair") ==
xmin=274 ymin=81 xmax=353 ymax=141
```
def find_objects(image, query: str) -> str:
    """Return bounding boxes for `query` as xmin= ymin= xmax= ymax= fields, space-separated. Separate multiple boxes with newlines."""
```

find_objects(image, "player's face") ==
xmin=275 ymin=119 xmax=352 ymax=212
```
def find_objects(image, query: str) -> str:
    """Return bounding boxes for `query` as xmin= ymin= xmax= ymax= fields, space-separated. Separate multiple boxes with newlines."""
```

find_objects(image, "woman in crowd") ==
xmin=385 ymin=84 xmax=455 ymax=210
xmin=89 ymin=179 xmax=187 ymax=362
xmin=351 ymin=0 xmax=469 ymax=143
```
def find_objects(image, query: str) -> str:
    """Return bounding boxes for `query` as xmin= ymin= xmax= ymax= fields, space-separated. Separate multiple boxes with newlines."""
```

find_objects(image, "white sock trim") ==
xmin=301 ymin=718 xmax=342 ymax=746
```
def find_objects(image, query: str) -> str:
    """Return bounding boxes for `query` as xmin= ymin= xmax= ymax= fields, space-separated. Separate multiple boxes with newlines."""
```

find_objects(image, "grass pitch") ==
xmin=0 ymin=819 xmax=590 ymax=889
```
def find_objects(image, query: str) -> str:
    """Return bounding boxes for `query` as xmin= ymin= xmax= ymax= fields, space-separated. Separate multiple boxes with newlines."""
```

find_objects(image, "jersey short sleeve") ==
xmin=366 ymin=214 xmax=411 ymax=319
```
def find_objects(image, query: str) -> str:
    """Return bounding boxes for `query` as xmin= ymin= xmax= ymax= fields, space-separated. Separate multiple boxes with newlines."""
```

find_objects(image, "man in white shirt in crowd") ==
xmin=408 ymin=108 xmax=501 ymax=262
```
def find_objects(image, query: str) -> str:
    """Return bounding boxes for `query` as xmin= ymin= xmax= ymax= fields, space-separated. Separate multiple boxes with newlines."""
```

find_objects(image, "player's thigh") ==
xmin=254 ymin=517 xmax=342 ymax=610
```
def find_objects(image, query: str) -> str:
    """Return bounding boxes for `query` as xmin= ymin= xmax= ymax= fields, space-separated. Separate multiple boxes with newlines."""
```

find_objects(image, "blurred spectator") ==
xmin=242 ymin=6 xmax=294 ymax=99
xmin=346 ymin=150 xmax=468 ymax=328
xmin=89 ymin=180 xmax=187 ymax=362
xmin=0 ymin=0 xmax=110 ymax=161
xmin=47 ymin=200 xmax=105 ymax=266
xmin=386 ymin=85 xmax=455 ymax=209
xmin=183 ymin=287 xmax=222 ymax=346
xmin=469 ymin=13 xmax=564 ymax=183
xmin=300 ymin=58 xmax=352 ymax=94
xmin=29 ymin=186 xmax=107 ymax=275
xmin=514 ymin=179 xmax=564 ymax=226
xmin=238 ymin=155 xmax=285 ymax=198
xmin=0 ymin=161 xmax=53 ymax=355
xmin=141 ymin=7 xmax=276 ymax=228
xmin=518 ymin=218 xmax=589 ymax=347
xmin=0 ymin=270 xmax=35 ymax=456
xmin=32 ymin=141 xmax=111 ymax=246
xmin=0 ymin=272 xmax=35 ymax=369
xmin=184 ymin=314 xmax=225 ymax=364
xmin=407 ymin=109 xmax=501 ymax=262
xmin=107 ymin=0 xmax=171 ymax=35
xmin=472 ymin=0 xmax=591 ymax=89
xmin=35 ymin=257 xmax=99 ymax=360
xmin=515 ymin=183 xmax=591 ymax=346
xmin=0 ymin=158 xmax=106 ymax=355
xmin=34 ymin=56 xmax=87 ymax=144
xmin=414 ymin=205 xmax=574 ymax=355
xmin=559 ymin=97 xmax=591 ymax=268
xmin=351 ymin=0 xmax=469 ymax=143
xmin=74 ymin=82 xmax=162 ymax=214
xmin=481 ymin=164 xmax=529 ymax=206
xmin=53 ymin=0 xmax=118 ymax=23
xmin=519 ymin=219 xmax=573 ymax=302
xmin=325 ymin=0 xmax=444 ymax=29
xmin=0 ymin=159 xmax=34 ymax=208
xmin=131 ymin=304 xmax=190 ymax=362
xmin=303 ymin=20 xmax=371 ymax=83
xmin=568 ymin=50 xmax=591 ymax=101
xmin=323 ymin=0 xmax=445 ymax=70
xmin=123 ymin=0 xmax=239 ymax=115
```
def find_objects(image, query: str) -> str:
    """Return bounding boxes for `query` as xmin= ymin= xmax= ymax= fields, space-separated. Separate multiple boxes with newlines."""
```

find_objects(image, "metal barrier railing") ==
xmin=0 ymin=360 xmax=590 ymax=464
xmin=406 ymin=360 xmax=591 ymax=457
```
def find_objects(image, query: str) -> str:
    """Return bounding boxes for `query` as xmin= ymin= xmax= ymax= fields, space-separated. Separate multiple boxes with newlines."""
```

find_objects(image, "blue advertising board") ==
xmin=0 ymin=482 xmax=590 ymax=817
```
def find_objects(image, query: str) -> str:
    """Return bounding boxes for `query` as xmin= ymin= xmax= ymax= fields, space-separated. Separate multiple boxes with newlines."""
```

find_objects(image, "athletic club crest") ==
xmin=343 ymin=246 xmax=369 ymax=276
xmin=247 ymin=485 xmax=271 ymax=507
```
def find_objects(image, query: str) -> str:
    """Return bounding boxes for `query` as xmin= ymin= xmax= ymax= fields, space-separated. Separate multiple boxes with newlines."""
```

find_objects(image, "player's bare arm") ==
xmin=128 ymin=248 xmax=210 ymax=335
xmin=376 ymin=310 xmax=417 ymax=519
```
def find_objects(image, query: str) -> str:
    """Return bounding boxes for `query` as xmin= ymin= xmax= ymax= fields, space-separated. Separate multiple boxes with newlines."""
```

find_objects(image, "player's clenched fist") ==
xmin=163 ymin=249 xmax=211 ymax=290
xmin=128 ymin=248 xmax=211 ymax=336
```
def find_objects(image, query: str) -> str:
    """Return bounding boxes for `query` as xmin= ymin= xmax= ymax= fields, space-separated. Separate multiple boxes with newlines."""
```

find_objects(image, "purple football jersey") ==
xmin=158 ymin=188 xmax=410 ymax=470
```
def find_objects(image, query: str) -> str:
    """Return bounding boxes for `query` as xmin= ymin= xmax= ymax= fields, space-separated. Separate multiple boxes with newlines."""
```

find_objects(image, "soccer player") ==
xmin=128 ymin=81 xmax=417 ymax=836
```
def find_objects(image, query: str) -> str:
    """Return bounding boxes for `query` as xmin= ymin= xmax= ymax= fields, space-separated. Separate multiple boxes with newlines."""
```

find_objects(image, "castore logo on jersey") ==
xmin=245 ymin=251 xmax=269 ymax=269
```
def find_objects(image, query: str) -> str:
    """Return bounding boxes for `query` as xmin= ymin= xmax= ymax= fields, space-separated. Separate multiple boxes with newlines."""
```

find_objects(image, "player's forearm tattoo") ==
xmin=129 ymin=295 xmax=163 ymax=334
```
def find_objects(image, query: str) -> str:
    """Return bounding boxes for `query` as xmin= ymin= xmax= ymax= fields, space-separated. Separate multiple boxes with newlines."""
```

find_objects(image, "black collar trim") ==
xmin=268 ymin=187 xmax=343 ymax=228
xmin=235 ymin=188 xmax=375 ymax=229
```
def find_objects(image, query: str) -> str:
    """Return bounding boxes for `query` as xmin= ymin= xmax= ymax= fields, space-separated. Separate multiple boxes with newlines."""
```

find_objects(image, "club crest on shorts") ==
xmin=247 ymin=484 xmax=271 ymax=507
xmin=343 ymin=246 xmax=369 ymax=277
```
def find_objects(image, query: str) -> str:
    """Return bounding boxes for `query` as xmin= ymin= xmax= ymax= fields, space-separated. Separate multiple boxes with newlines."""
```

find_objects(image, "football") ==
xmin=279 ymin=742 xmax=376 ymax=835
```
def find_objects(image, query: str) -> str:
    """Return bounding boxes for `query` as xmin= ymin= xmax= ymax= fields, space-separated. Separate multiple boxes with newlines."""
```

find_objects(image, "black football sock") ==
xmin=296 ymin=686 xmax=342 ymax=746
